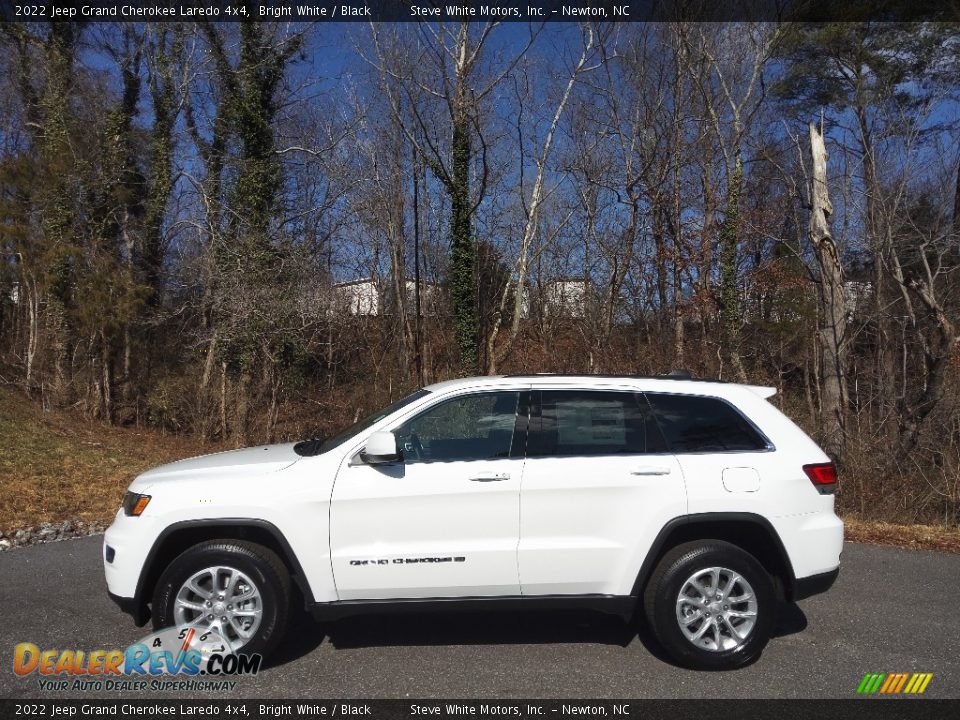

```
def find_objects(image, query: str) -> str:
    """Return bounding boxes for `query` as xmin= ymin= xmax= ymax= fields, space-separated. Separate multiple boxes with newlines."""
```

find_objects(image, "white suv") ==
xmin=103 ymin=374 xmax=842 ymax=670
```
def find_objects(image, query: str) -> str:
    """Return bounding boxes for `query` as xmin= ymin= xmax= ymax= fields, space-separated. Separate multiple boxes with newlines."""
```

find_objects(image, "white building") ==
xmin=843 ymin=280 xmax=873 ymax=319
xmin=333 ymin=279 xmax=380 ymax=316
xmin=542 ymin=278 xmax=591 ymax=319
xmin=332 ymin=278 xmax=439 ymax=317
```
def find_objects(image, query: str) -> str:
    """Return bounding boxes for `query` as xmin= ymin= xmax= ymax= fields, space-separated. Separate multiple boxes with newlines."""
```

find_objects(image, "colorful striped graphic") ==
xmin=857 ymin=673 xmax=933 ymax=695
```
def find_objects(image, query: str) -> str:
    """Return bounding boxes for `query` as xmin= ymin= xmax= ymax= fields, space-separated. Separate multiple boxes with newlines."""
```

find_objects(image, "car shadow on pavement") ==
xmin=773 ymin=601 xmax=808 ymax=637
xmin=634 ymin=600 xmax=808 ymax=671
xmin=264 ymin=600 xmax=328 ymax=669
xmin=265 ymin=606 xmax=635 ymax=669
xmin=265 ymin=601 xmax=808 ymax=671
xmin=329 ymin=610 xmax=637 ymax=649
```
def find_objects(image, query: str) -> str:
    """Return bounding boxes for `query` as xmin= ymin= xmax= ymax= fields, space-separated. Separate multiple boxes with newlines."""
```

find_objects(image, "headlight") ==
xmin=122 ymin=491 xmax=151 ymax=517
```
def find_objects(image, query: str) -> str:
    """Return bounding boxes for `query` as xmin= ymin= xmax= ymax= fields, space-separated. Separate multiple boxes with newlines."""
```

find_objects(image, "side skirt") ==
xmin=309 ymin=594 xmax=637 ymax=622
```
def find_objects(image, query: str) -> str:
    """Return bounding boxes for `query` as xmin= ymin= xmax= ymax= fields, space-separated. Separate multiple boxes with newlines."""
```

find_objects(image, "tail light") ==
xmin=803 ymin=462 xmax=837 ymax=495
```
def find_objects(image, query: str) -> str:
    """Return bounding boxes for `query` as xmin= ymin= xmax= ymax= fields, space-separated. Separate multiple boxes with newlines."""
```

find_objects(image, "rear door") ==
xmin=643 ymin=392 xmax=776 ymax=515
xmin=330 ymin=389 xmax=528 ymax=600
xmin=518 ymin=388 xmax=686 ymax=596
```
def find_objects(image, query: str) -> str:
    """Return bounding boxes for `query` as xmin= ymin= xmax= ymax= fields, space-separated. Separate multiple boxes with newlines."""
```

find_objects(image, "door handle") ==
xmin=631 ymin=466 xmax=672 ymax=476
xmin=469 ymin=473 xmax=511 ymax=482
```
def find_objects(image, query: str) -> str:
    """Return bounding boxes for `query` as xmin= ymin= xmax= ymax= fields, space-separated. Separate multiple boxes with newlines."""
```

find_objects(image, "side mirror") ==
xmin=362 ymin=431 xmax=401 ymax=465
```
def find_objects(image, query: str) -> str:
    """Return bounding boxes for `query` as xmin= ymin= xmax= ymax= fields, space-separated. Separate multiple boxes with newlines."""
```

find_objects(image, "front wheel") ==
xmin=643 ymin=540 xmax=776 ymax=670
xmin=152 ymin=539 xmax=290 ymax=657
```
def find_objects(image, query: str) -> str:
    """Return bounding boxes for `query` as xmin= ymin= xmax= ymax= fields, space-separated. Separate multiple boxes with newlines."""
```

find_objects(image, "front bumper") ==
xmin=103 ymin=509 xmax=162 ymax=627
xmin=107 ymin=590 xmax=149 ymax=626
xmin=103 ymin=510 xmax=159 ymax=595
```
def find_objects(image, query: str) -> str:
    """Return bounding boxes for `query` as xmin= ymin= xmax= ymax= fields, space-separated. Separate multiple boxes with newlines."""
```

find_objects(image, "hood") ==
xmin=130 ymin=443 xmax=302 ymax=491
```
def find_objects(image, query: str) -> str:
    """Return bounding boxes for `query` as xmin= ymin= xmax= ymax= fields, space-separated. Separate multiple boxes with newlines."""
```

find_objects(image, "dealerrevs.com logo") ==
xmin=13 ymin=627 xmax=261 ymax=692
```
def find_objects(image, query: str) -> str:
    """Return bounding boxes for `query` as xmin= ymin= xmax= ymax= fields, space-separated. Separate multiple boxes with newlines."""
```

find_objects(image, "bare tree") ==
xmin=368 ymin=22 xmax=536 ymax=373
xmin=806 ymin=121 xmax=849 ymax=461
xmin=686 ymin=23 xmax=784 ymax=381
xmin=483 ymin=24 xmax=600 ymax=374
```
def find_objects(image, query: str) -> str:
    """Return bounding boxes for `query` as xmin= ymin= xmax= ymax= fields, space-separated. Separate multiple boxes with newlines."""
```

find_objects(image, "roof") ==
xmin=423 ymin=374 xmax=776 ymax=399
xmin=503 ymin=371 xmax=704 ymax=381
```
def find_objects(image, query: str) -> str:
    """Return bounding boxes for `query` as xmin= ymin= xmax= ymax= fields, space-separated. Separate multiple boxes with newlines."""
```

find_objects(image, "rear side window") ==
xmin=644 ymin=393 xmax=769 ymax=453
xmin=529 ymin=390 xmax=668 ymax=457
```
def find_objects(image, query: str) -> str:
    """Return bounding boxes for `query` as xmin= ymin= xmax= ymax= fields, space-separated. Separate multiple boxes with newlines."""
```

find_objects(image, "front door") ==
xmin=330 ymin=390 xmax=527 ymax=600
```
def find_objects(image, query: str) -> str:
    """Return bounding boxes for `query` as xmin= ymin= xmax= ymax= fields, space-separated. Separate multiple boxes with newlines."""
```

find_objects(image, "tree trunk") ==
xmin=673 ymin=263 xmax=685 ymax=368
xmin=234 ymin=369 xmax=251 ymax=447
xmin=24 ymin=274 xmax=39 ymax=391
xmin=449 ymin=108 xmax=477 ymax=374
xmin=219 ymin=361 xmax=228 ymax=442
xmin=886 ymin=235 xmax=960 ymax=457
xmin=653 ymin=204 xmax=669 ymax=340
xmin=719 ymin=156 xmax=747 ymax=381
xmin=412 ymin=150 xmax=425 ymax=387
xmin=198 ymin=330 xmax=218 ymax=439
xmin=670 ymin=139 xmax=685 ymax=368
xmin=387 ymin=174 xmax=413 ymax=379
xmin=854 ymin=106 xmax=894 ymax=431
xmin=101 ymin=332 xmax=113 ymax=423
xmin=808 ymin=122 xmax=848 ymax=461
xmin=699 ymin=168 xmax=715 ymax=373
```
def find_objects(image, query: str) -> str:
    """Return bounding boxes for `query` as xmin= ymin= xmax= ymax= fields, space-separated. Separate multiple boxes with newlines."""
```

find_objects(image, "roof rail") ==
xmin=502 ymin=371 xmax=726 ymax=383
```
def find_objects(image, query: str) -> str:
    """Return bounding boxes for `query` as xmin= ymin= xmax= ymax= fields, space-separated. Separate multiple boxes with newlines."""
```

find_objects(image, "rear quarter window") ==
xmin=644 ymin=393 xmax=770 ymax=453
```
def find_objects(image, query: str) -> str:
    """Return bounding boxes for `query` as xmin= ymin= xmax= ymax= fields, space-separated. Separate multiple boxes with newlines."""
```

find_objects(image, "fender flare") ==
xmin=130 ymin=518 xmax=312 ymax=626
xmin=630 ymin=512 xmax=797 ymax=599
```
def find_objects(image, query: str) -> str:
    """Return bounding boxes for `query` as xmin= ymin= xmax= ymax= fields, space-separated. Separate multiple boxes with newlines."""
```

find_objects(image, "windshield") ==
xmin=296 ymin=389 xmax=432 ymax=456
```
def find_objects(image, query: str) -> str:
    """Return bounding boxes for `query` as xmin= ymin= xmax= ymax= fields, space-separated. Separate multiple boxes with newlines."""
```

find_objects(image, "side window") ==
xmin=528 ymin=390 xmax=667 ymax=457
xmin=394 ymin=392 xmax=520 ymax=463
xmin=644 ymin=393 xmax=769 ymax=453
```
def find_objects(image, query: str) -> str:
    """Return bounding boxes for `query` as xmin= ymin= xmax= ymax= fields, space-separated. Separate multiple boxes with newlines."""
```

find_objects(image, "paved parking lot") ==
xmin=1 ymin=537 xmax=957 ymax=699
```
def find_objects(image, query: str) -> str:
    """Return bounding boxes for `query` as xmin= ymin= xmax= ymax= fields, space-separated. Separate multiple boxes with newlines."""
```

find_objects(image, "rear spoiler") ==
xmin=745 ymin=385 xmax=777 ymax=399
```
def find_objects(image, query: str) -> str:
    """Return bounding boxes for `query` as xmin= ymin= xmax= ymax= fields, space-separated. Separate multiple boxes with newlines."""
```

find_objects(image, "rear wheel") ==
xmin=152 ymin=539 xmax=290 ymax=657
xmin=643 ymin=540 xmax=775 ymax=670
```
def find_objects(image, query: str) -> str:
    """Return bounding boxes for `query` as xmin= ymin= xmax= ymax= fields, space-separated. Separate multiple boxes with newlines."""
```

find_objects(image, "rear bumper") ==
xmin=771 ymin=510 xmax=844 ymax=579
xmin=792 ymin=566 xmax=839 ymax=601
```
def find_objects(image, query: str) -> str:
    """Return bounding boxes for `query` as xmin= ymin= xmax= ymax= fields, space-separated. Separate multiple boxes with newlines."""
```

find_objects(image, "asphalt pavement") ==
xmin=0 ymin=536 xmax=957 ymax=699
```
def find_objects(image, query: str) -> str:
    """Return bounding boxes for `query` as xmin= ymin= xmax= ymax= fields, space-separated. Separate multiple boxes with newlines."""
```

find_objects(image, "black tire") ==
xmin=642 ymin=540 xmax=776 ymax=670
xmin=152 ymin=539 xmax=290 ymax=658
